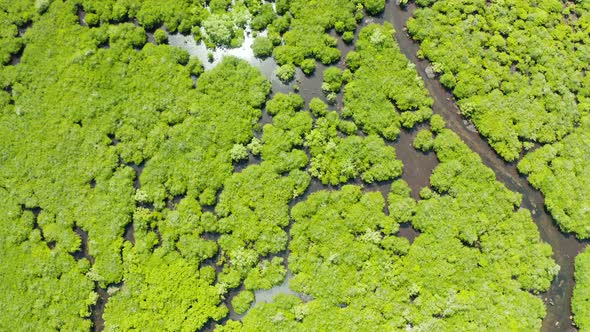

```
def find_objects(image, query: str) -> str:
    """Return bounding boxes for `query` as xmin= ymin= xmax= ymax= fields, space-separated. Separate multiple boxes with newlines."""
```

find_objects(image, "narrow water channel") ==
xmin=384 ymin=2 xmax=586 ymax=331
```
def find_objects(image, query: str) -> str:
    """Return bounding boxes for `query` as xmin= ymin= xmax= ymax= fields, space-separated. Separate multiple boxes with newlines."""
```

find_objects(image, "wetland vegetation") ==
xmin=0 ymin=0 xmax=587 ymax=331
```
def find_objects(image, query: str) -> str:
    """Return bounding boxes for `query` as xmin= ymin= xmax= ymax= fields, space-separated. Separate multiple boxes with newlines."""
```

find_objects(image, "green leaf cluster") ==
xmin=408 ymin=0 xmax=590 ymax=160
xmin=518 ymin=116 xmax=590 ymax=238
xmin=104 ymin=248 xmax=226 ymax=331
xmin=0 ymin=0 xmax=38 ymax=64
xmin=213 ymin=93 xmax=311 ymax=290
xmin=0 ymin=1 xmax=564 ymax=328
xmin=573 ymin=247 xmax=590 ymax=331
xmin=343 ymin=23 xmax=433 ymax=140
xmin=306 ymin=111 xmax=403 ymax=185
xmin=233 ymin=129 xmax=557 ymax=331
xmin=0 ymin=190 xmax=95 ymax=331
xmin=271 ymin=0 xmax=373 ymax=67
xmin=140 ymin=56 xmax=270 ymax=207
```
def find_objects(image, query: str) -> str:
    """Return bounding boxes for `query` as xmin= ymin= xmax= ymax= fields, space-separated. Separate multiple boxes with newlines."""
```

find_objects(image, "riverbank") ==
xmin=385 ymin=2 xmax=587 ymax=330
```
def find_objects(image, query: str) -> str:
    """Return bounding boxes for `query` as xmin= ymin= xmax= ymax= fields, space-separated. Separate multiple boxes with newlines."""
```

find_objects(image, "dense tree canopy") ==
xmin=271 ymin=0 xmax=365 ymax=67
xmin=306 ymin=111 xmax=403 ymax=185
xmin=408 ymin=129 xmax=557 ymax=327
xmin=518 ymin=116 xmax=590 ymax=238
xmin=0 ymin=0 xmax=37 ymax=64
xmin=408 ymin=3 xmax=590 ymax=325
xmin=140 ymin=56 xmax=270 ymax=207
xmin=408 ymin=0 xmax=590 ymax=161
xmin=343 ymin=23 xmax=433 ymax=140
xmin=0 ymin=0 xmax=271 ymax=328
xmin=104 ymin=247 xmax=226 ymax=330
xmin=0 ymin=189 xmax=95 ymax=331
xmin=573 ymin=247 xmax=590 ymax=331
xmin=228 ymin=127 xmax=556 ymax=331
xmin=0 ymin=0 xmax=570 ymax=330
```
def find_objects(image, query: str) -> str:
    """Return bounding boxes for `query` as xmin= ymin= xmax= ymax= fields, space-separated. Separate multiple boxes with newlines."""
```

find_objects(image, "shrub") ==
xmin=251 ymin=37 xmax=273 ymax=58
xmin=276 ymin=64 xmax=295 ymax=83
xmin=154 ymin=29 xmax=168 ymax=44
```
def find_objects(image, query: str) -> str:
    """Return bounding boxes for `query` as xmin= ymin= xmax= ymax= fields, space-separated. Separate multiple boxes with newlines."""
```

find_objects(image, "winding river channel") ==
xmin=167 ymin=2 xmax=585 ymax=331
xmin=386 ymin=3 xmax=587 ymax=331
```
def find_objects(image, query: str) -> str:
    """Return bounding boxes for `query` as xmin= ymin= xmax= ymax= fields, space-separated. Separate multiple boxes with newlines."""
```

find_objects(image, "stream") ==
xmin=169 ymin=2 xmax=583 ymax=330
xmin=386 ymin=2 xmax=586 ymax=331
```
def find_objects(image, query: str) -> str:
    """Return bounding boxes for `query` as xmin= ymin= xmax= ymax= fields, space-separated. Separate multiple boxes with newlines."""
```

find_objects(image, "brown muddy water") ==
xmin=72 ymin=227 xmax=108 ymax=332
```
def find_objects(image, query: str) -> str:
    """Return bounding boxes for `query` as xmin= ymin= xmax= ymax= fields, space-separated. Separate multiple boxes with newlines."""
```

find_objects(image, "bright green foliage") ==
xmin=84 ymin=12 xmax=99 ymax=26
xmin=0 ymin=2 xmax=273 ymax=328
xmin=203 ymin=14 xmax=239 ymax=47
xmin=0 ymin=190 xmax=95 ymax=331
xmin=430 ymin=114 xmax=446 ymax=133
xmin=209 ymin=0 xmax=231 ymax=13
xmin=341 ymin=68 xmax=353 ymax=83
xmin=247 ymin=137 xmax=262 ymax=156
xmin=251 ymin=36 xmax=273 ymax=58
xmin=345 ymin=50 xmax=361 ymax=71
xmin=104 ymin=247 xmax=225 ymax=330
xmin=261 ymin=93 xmax=312 ymax=172
xmin=271 ymin=0 xmax=364 ymax=66
xmin=343 ymin=23 xmax=433 ymax=140
xmin=203 ymin=2 xmax=249 ymax=48
xmin=141 ymin=57 xmax=271 ymax=207
xmin=187 ymin=56 xmax=204 ymax=76
xmin=238 ymin=129 xmax=557 ymax=331
xmin=300 ymin=58 xmax=316 ymax=75
xmin=104 ymin=202 xmax=225 ymax=330
xmin=405 ymin=129 xmax=558 ymax=329
xmin=413 ymin=129 xmax=434 ymax=152
xmin=289 ymin=185 xmax=401 ymax=306
xmin=419 ymin=186 xmax=434 ymax=200
xmin=230 ymin=144 xmax=249 ymax=162
xmin=153 ymin=28 xmax=167 ymax=44
xmin=309 ymin=97 xmax=328 ymax=117
xmin=322 ymin=67 xmax=343 ymax=93
xmin=363 ymin=0 xmax=386 ymax=15
xmin=573 ymin=247 xmax=590 ymax=330
xmin=265 ymin=92 xmax=306 ymax=117
xmin=306 ymin=112 xmax=403 ymax=185
xmin=342 ymin=30 xmax=354 ymax=44
xmin=216 ymin=164 xmax=309 ymax=262
xmin=250 ymin=3 xmax=277 ymax=31
xmin=408 ymin=0 xmax=590 ymax=160
xmin=0 ymin=0 xmax=37 ymax=64
xmin=410 ymin=129 xmax=559 ymax=302
xmin=108 ymin=23 xmax=148 ymax=49
xmin=518 ymin=116 xmax=590 ymax=238
xmin=269 ymin=12 xmax=290 ymax=35
xmin=0 ymin=0 xmax=564 ymax=329
xmin=244 ymin=257 xmax=287 ymax=290
xmin=325 ymin=91 xmax=337 ymax=104
xmin=212 ymin=92 xmax=311 ymax=294
xmin=0 ymin=2 xmax=188 ymax=285
xmin=232 ymin=290 xmax=255 ymax=314
xmin=276 ymin=63 xmax=295 ymax=83
xmin=388 ymin=179 xmax=416 ymax=224
xmin=79 ymin=0 xmax=209 ymax=32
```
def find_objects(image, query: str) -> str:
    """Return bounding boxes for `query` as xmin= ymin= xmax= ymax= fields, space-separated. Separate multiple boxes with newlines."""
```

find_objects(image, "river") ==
xmin=171 ymin=2 xmax=584 ymax=331
xmin=385 ymin=2 xmax=586 ymax=331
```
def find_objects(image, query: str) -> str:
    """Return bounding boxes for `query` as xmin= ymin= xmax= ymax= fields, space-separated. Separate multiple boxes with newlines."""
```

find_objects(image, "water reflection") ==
xmin=168 ymin=30 xmax=298 ymax=93
xmin=253 ymin=271 xmax=300 ymax=304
